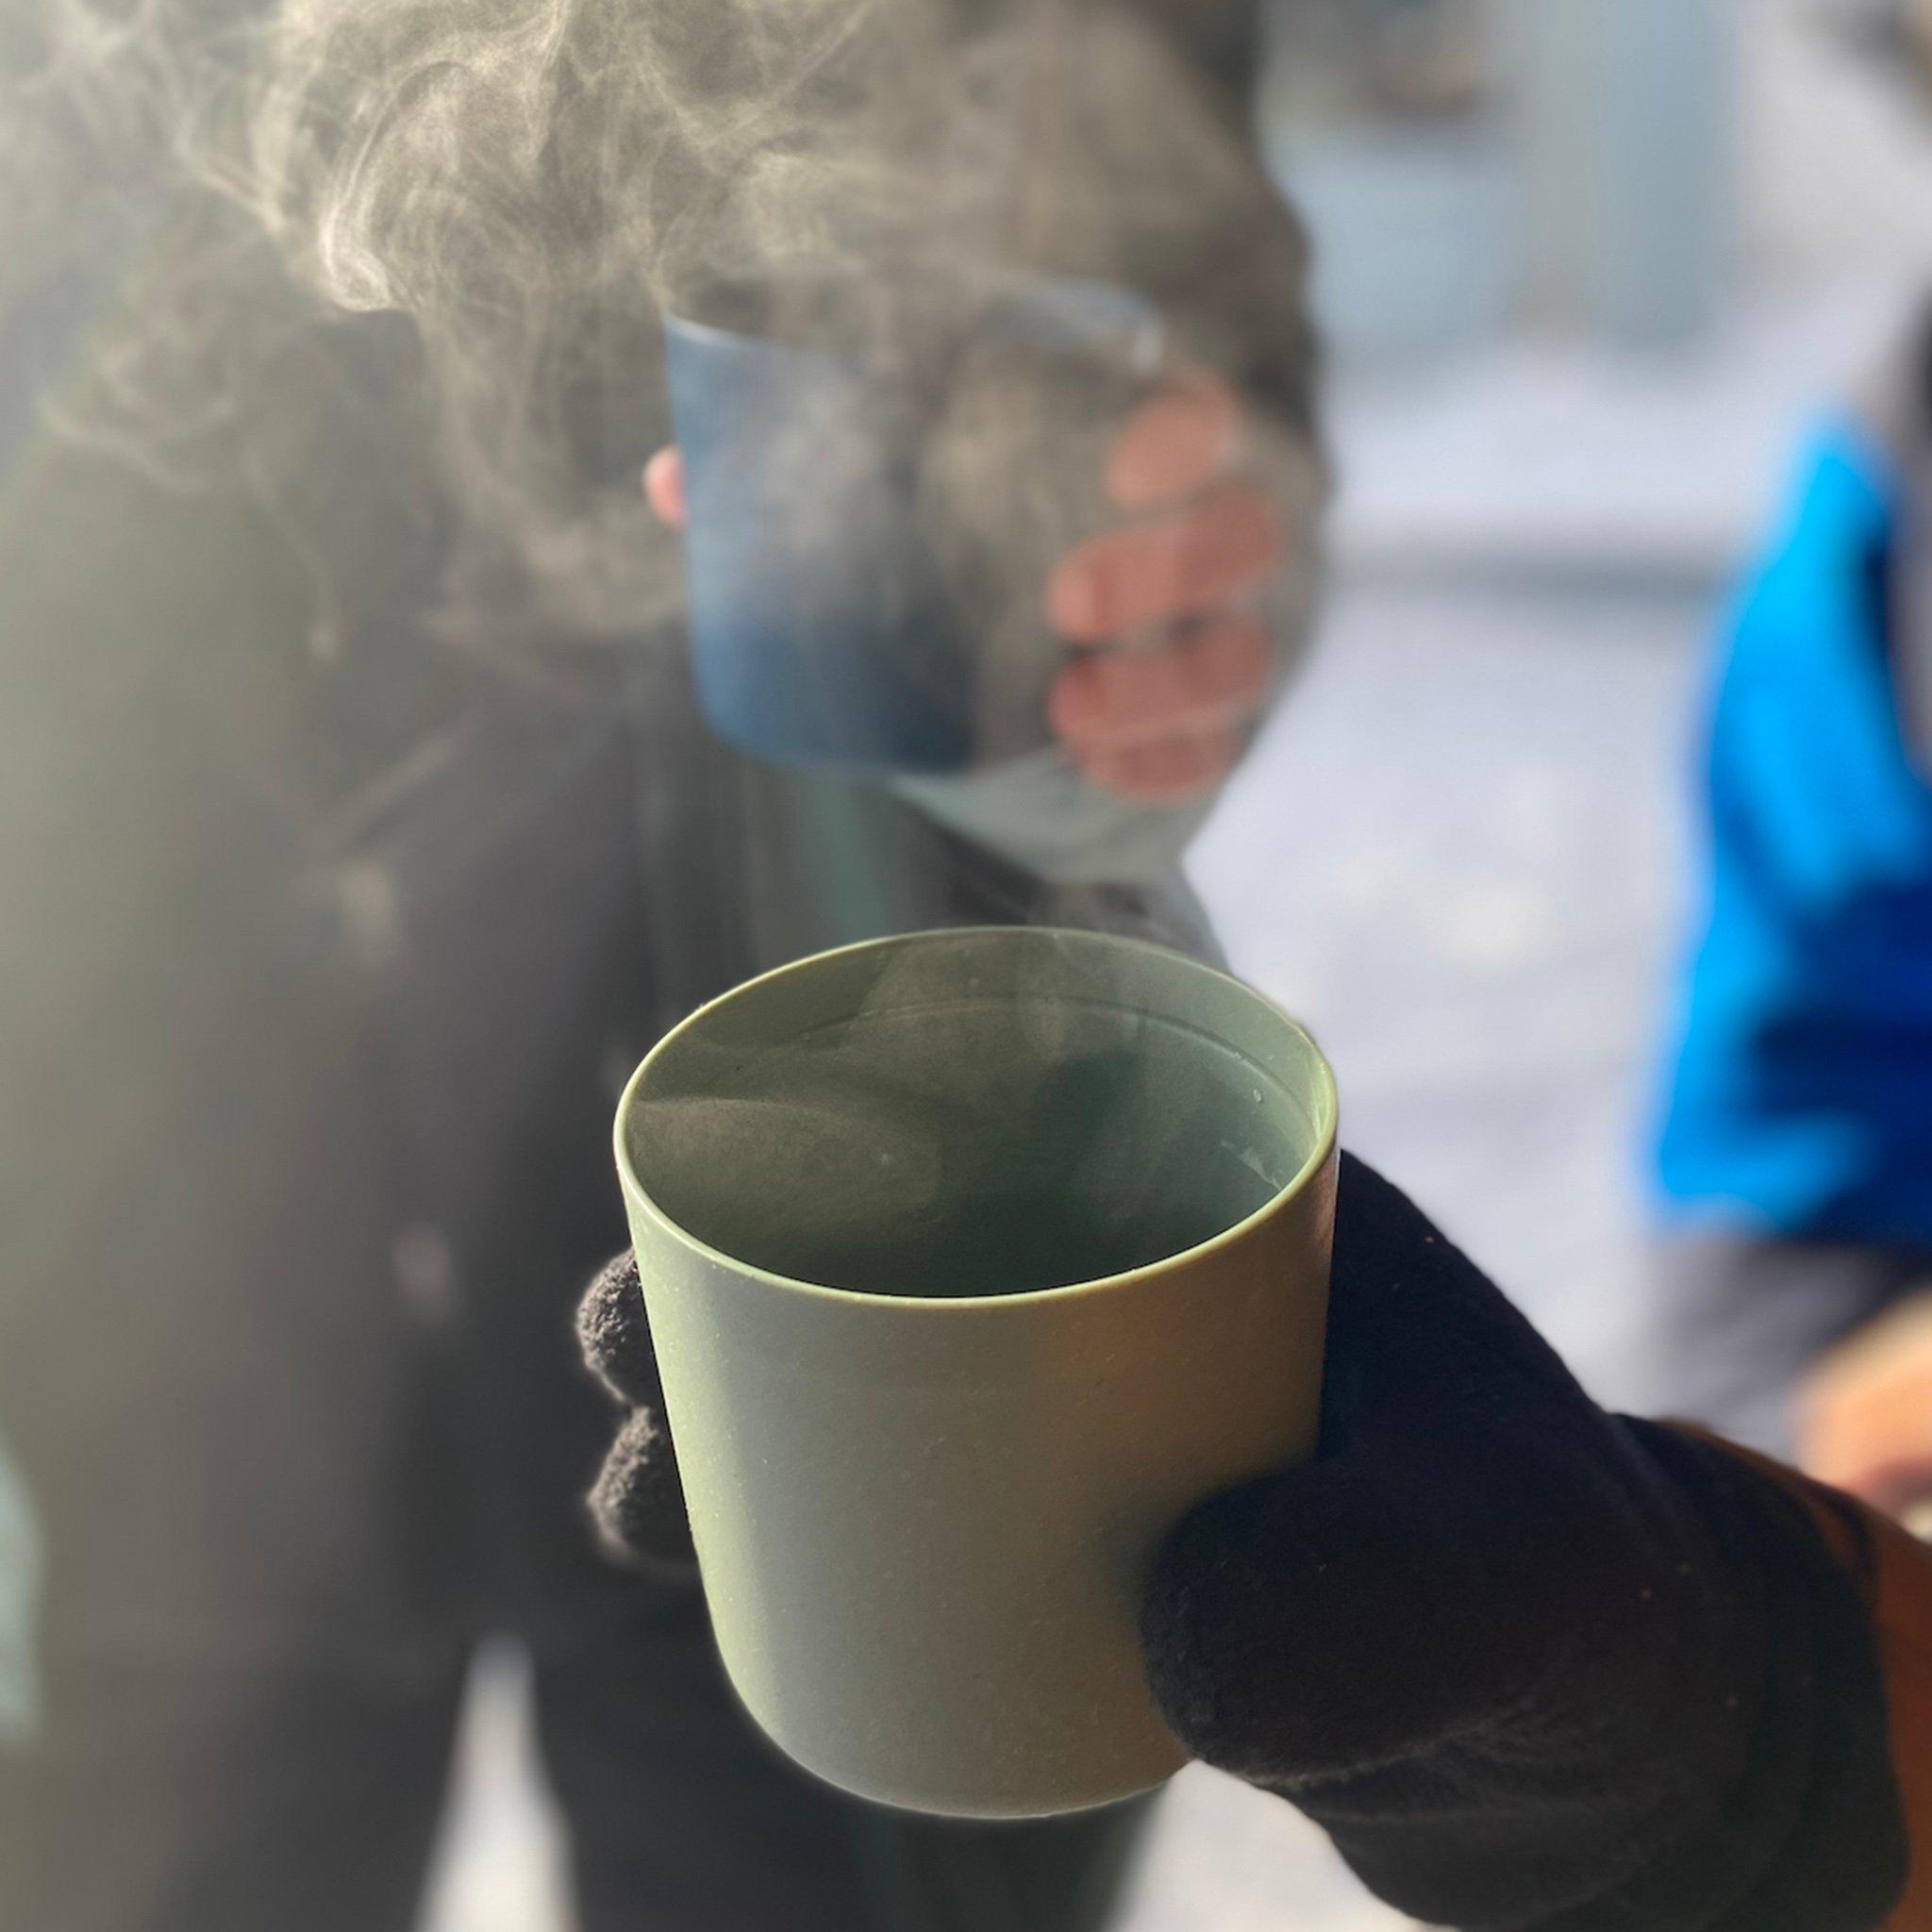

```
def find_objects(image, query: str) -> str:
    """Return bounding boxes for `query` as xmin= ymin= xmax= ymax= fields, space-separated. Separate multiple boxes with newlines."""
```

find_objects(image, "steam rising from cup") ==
xmin=3 ymin=0 xmax=1326 ymax=665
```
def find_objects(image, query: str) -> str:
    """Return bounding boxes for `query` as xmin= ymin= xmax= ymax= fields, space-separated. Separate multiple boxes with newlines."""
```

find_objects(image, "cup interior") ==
xmin=623 ymin=931 xmax=1333 ymax=1300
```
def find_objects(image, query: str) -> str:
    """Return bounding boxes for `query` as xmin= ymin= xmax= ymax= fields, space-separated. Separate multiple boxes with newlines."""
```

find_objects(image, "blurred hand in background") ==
xmin=645 ymin=367 xmax=1285 ymax=804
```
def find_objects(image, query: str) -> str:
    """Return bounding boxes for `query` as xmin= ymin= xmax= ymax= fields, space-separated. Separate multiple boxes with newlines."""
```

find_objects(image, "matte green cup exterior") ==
xmin=614 ymin=928 xmax=1338 ymax=1820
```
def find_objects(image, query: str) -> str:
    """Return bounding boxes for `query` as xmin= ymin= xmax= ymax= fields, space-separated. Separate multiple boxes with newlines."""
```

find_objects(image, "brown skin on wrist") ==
xmin=1802 ymin=1292 xmax=1932 ymax=1524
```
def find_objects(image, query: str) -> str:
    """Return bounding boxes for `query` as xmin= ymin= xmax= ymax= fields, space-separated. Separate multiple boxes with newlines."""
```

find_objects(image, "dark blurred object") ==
xmin=1865 ymin=301 xmax=1932 ymax=761
xmin=1818 ymin=0 xmax=1932 ymax=93
xmin=1142 ymin=1157 xmax=1908 ymax=1932
xmin=1268 ymin=0 xmax=1491 ymax=125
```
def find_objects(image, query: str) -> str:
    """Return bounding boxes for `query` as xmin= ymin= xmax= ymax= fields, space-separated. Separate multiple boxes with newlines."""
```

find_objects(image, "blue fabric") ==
xmin=1656 ymin=421 xmax=1932 ymax=1243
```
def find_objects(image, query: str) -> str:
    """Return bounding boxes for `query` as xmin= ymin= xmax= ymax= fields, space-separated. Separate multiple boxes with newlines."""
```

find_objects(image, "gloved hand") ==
xmin=644 ymin=366 xmax=1285 ymax=804
xmin=579 ymin=1158 xmax=1909 ymax=1931
xmin=1142 ymin=1155 xmax=1907 ymax=1932
xmin=577 ymin=1251 xmax=694 ymax=1571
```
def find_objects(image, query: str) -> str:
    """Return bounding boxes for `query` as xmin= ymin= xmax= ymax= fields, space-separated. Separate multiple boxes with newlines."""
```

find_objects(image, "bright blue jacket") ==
xmin=1657 ymin=423 xmax=1932 ymax=1245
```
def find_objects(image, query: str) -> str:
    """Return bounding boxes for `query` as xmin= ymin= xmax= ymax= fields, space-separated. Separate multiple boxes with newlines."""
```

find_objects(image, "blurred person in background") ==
xmin=0 ymin=2 xmax=1321 ymax=1928
xmin=1653 ymin=0 xmax=1932 ymax=1522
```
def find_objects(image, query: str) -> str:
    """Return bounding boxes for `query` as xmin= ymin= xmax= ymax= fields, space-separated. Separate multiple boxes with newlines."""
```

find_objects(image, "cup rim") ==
xmin=614 ymin=927 xmax=1340 ymax=1312
xmin=661 ymin=273 xmax=1163 ymax=368
xmin=661 ymin=307 xmax=857 ymax=361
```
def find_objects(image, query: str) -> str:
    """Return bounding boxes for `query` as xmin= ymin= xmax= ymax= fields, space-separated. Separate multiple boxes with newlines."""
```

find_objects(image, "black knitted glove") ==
xmin=576 ymin=1252 xmax=694 ymax=1571
xmin=577 ymin=1160 xmax=1907 ymax=1929
xmin=1141 ymin=1154 xmax=1907 ymax=1932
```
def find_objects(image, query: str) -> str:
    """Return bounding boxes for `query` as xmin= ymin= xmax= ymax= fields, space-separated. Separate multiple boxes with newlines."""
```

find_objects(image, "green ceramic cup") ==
xmin=614 ymin=927 xmax=1338 ymax=1819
